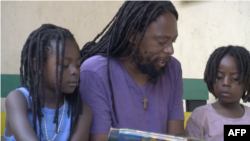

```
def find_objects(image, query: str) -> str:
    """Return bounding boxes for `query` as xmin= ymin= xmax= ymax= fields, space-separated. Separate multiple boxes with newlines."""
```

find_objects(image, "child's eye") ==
xmin=232 ymin=78 xmax=239 ymax=81
xmin=76 ymin=60 xmax=81 ymax=68
xmin=64 ymin=64 xmax=69 ymax=68
xmin=216 ymin=76 xmax=222 ymax=80
xmin=158 ymin=41 xmax=165 ymax=45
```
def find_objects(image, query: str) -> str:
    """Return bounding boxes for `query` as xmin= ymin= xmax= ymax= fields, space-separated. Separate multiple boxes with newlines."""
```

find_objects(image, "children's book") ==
xmin=108 ymin=128 xmax=205 ymax=141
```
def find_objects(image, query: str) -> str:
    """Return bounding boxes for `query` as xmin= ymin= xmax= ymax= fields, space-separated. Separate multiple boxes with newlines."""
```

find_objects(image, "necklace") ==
xmin=41 ymin=96 xmax=66 ymax=141
xmin=142 ymin=97 xmax=148 ymax=110
xmin=120 ymin=61 xmax=149 ymax=110
xmin=141 ymin=82 xmax=149 ymax=110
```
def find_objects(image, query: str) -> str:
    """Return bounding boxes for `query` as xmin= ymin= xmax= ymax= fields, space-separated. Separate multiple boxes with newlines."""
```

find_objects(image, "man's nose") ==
xmin=163 ymin=43 xmax=174 ymax=55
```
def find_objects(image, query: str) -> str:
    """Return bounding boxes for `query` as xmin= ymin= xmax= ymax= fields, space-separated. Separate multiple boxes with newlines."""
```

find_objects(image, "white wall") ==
xmin=2 ymin=1 xmax=250 ymax=107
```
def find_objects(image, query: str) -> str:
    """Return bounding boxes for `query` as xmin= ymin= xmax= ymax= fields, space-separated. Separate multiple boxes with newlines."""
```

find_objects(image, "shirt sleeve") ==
xmin=168 ymin=61 xmax=184 ymax=120
xmin=79 ymin=70 xmax=111 ymax=134
xmin=185 ymin=116 xmax=204 ymax=139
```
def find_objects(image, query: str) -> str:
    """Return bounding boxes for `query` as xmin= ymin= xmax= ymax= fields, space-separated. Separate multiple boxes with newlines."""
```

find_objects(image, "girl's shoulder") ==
xmin=6 ymin=87 xmax=29 ymax=105
xmin=242 ymin=104 xmax=250 ymax=116
xmin=242 ymin=104 xmax=250 ymax=109
xmin=189 ymin=104 xmax=214 ymax=121
xmin=5 ymin=87 xmax=31 ymax=112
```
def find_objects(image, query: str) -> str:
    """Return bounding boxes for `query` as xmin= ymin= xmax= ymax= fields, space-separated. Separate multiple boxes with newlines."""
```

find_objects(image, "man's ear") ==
xmin=128 ymin=29 xmax=141 ymax=44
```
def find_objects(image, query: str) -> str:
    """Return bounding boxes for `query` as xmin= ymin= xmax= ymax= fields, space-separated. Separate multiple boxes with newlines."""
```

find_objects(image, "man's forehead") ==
xmin=147 ymin=12 xmax=178 ymax=37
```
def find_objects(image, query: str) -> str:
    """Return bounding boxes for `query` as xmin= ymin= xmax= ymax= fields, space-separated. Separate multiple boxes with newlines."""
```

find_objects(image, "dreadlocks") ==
xmin=80 ymin=1 xmax=178 ymax=123
xmin=20 ymin=24 xmax=82 ymax=140
xmin=204 ymin=45 xmax=250 ymax=103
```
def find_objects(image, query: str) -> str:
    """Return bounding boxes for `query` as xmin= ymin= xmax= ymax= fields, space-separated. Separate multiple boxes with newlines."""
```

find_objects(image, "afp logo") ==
xmin=224 ymin=125 xmax=250 ymax=141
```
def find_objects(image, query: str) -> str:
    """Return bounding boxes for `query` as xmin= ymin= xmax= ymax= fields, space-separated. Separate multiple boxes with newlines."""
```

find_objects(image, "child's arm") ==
xmin=185 ymin=117 xmax=204 ymax=139
xmin=70 ymin=101 xmax=93 ymax=141
xmin=5 ymin=90 xmax=38 ymax=141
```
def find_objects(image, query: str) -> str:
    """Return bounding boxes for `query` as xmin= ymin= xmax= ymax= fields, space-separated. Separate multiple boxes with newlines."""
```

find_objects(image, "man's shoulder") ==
xmin=169 ymin=56 xmax=181 ymax=68
xmin=80 ymin=55 xmax=108 ymax=73
xmin=162 ymin=56 xmax=181 ymax=77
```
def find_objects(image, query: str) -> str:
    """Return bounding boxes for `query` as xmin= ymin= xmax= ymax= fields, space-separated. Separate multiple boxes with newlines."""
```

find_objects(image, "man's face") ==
xmin=131 ymin=12 xmax=178 ymax=84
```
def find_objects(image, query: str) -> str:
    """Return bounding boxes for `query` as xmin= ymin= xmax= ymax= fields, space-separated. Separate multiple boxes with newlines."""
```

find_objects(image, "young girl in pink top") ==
xmin=185 ymin=45 xmax=250 ymax=141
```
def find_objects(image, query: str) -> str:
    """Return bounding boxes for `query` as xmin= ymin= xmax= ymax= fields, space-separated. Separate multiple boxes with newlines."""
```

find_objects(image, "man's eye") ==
xmin=158 ymin=41 xmax=165 ymax=44
xmin=158 ymin=39 xmax=167 ymax=44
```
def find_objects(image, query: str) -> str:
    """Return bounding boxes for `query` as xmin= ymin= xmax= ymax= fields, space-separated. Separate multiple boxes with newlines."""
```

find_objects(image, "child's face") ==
xmin=213 ymin=55 xmax=245 ymax=104
xmin=43 ymin=39 xmax=81 ymax=94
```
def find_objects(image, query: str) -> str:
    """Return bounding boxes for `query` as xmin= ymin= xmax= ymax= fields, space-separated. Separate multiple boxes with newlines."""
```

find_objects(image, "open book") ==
xmin=108 ymin=128 xmax=205 ymax=141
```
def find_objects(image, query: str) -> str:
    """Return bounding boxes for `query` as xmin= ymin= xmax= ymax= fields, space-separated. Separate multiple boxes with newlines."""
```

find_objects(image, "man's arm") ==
xmin=89 ymin=134 xmax=108 ymax=141
xmin=167 ymin=59 xmax=185 ymax=136
xmin=167 ymin=120 xmax=185 ymax=136
xmin=80 ymin=70 xmax=112 ymax=141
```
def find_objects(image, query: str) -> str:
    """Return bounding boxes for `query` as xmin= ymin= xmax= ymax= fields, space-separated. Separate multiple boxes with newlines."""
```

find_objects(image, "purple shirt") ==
xmin=80 ymin=55 xmax=184 ymax=134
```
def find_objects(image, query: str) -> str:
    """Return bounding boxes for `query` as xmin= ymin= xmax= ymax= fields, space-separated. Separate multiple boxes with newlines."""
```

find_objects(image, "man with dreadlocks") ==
xmin=4 ymin=24 xmax=92 ymax=141
xmin=80 ymin=1 xmax=185 ymax=140
xmin=186 ymin=45 xmax=250 ymax=141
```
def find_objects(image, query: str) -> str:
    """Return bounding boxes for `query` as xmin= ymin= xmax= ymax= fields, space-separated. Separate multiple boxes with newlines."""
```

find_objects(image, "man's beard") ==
xmin=134 ymin=56 xmax=169 ymax=85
